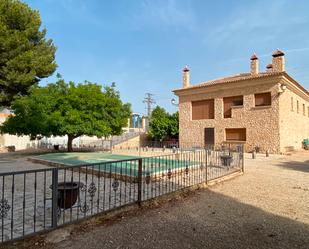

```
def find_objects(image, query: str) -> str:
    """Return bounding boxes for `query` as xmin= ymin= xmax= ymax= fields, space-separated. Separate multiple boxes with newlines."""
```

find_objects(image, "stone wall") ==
xmin=279 ymin=87 xmax=309 ymax=151
xmin=0 ymin=134 xmax=39 ymax=151
xmin=113 ymin=133 xmax=148 ymax=150
xmin=178 ymin=78 xmax=282 ymax=153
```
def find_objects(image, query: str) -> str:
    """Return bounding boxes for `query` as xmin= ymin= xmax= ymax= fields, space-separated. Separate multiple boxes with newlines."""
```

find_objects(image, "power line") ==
xmin=143 ymin=93 xmax=156 ymax=117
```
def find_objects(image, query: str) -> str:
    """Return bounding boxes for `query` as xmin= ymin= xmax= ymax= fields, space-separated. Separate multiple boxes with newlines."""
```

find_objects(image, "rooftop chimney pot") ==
xmin=266 ymin=63 xmax=273 ymax=72
xmin=182 ymin=65 xmax=190 ymax=88
xmin=183 ymin=65 xmax=190 ymax=72
xmin=272 ymin=49 xmax=285 ymax=57
xmin=272 ymin=49 xmax=285 ymax=72
xmin=250 ymin=53 xmax=259 ymax=74
xmin=250 ymin=53 xmax=258 ymax=60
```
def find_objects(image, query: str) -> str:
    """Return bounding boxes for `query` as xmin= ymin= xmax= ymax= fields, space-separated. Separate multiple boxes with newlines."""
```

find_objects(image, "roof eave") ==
xmin=173 ymin=73 xmax=284 ymax=96
xmin=281 ymin=72 xmax=309 ymax=98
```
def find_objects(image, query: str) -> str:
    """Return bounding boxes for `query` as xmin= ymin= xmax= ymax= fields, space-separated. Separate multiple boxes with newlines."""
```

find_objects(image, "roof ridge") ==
xmin=173 ymin=71 xmax=309 ymax=98
xmin=173 ymin=71 xmax=285 ymax=92
xmin=202 ymin=72 xmax=250 ymax=81
xmin=193 ymin=72 xmax=281 ymax=87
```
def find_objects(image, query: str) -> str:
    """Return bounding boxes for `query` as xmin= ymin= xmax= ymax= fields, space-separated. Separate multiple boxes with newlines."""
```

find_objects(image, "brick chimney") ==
xmin=250 ymin=53 xmax=259 ymax=74
xmin=272 ymin=49 xmax=285 ymax=72
xmin=183 ymin=65 xmax=190 ymax=88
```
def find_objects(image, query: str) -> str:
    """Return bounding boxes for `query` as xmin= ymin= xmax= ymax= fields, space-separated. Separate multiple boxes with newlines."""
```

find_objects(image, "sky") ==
xmin=25 ymin=0 xmax=309 ymax=115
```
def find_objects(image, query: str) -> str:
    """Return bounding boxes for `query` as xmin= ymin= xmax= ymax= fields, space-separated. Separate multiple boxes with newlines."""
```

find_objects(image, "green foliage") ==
xmin=0 ymin=0 xmax=57 ymax=106
xmin=148 ymin=106 xmax=179 ymax=141
xmin=169 ymin=112 xmax=179 ymax=137
xmin=1 ymin=79 xmax=131 ymax=151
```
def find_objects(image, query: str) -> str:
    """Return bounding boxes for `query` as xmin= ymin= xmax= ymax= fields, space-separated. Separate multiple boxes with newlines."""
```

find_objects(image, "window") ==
xmin=225 ymin=128 xmax=246 ymax=141
xmin=303 ymin=104 xmax=306 ymax=115
xmin=223 ymin=95 xmax=243 ymax=118
xmin=255 ymin=92 xmax=271 ymax=107
xmin=297 ymin=100 xmax=299 ymax=113
xmin=192 ymin=99 xmax=214 ymax=120
xmin=291 ymin=97 xmax=294 ymax=111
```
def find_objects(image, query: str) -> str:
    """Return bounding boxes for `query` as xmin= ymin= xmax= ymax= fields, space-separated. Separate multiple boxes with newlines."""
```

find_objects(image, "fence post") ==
xmin=51 ymin=168 xmax=58 ymax=228
xmin=137 ymin=158 xmax=143 ymax=206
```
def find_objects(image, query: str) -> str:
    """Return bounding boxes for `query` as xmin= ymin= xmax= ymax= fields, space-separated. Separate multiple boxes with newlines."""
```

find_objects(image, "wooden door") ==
xmin=204 ymin=128 xmax=215 ymax=148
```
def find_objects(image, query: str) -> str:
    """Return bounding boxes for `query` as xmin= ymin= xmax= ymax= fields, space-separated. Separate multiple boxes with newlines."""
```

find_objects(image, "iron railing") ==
xmin=0 ymin=147 xmax=243 ymax=243
xmin=114 ymin=141 xmax=245 ymax=153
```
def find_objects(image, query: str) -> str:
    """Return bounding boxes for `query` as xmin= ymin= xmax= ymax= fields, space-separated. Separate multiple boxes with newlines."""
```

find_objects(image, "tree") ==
xmin=0 ymin=0 xmax=57 ymax=106
xmin=168 ymin=112 xmax=179 ymax=138
xmin=1 ymin=79 xmax=131 ymax=151
xmin=148 ymin=106 xmax=179 ymax=141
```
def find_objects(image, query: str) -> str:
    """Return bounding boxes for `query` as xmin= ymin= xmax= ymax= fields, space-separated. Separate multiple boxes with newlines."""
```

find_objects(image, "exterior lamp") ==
xmin=281 ymin=84 xmax=287 ymax=91
xmin=171 ymin=98 xmax=179 ymax=106
xmin=278 ymin=83 xmax=287 ymax=94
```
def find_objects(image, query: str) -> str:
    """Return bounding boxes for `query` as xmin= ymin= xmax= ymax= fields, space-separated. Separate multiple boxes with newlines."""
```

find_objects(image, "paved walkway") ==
xmin=52 ymin=152 xmax=309 ymax=249
xmin=3 ymin=151 xmax=309 ymax=249
xmin=0 ymin=150 xmax=240 ymax=242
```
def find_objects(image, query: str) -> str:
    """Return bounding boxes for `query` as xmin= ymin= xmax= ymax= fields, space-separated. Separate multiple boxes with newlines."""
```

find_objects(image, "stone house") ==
xmin=173 ymin=49 xmax=309 ymax=153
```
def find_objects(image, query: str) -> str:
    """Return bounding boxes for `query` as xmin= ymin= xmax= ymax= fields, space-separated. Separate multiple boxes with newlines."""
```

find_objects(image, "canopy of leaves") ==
xmin=148 ymin=106 xmax=179 ymax=141
xmin=0 ymin=0 xmax=57 ymax=106
xmin=1 ymin=79 xmax=131 ymax=144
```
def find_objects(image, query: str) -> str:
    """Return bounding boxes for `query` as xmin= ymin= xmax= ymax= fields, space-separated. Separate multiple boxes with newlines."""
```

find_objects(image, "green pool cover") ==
xmin=92 ymin=158 xmax=196 ymax=176
xmin=34 ymin=152 xmax=197 ymax=176
xmin=34 ymin=152 xmax=139 ymax=165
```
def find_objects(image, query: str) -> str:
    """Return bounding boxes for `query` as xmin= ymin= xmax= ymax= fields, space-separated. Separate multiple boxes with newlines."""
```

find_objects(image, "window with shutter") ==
xmin=225 ymin=128 xmax=246 ymax=141
xmin=254 ymin=92 xmax=271 ymax=106
xmin=192 ymin=99 xmax=214 ymax=120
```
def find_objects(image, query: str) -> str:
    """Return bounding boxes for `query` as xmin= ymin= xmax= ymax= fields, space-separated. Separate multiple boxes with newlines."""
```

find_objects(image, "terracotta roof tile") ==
xmin=174 ymin=72 xmax=283 ymax=92
xmin=173 ymin=71 xmax=309 ymax=98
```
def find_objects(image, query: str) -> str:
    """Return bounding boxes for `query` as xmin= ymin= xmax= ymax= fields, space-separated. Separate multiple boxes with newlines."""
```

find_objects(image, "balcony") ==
xmin=223 ymin=95 xmax=244 ymax=118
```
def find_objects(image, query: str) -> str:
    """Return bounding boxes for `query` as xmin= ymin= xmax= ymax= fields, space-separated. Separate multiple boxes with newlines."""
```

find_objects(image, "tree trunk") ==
xmin=67 ymin=135 xmax=74 ymax=152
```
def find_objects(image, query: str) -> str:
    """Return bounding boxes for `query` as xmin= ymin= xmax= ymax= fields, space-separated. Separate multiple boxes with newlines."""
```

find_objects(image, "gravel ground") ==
xmin=2 ymin=151 xmax=309 ymax=249
xmin=0 ymin=149 xmax=51 ymax=173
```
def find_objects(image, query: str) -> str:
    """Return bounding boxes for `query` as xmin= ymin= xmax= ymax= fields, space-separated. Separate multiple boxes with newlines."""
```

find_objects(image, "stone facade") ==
xmin=173 ymin=50 xmax=309 ymax=153
xmin=279 ymin=86 xmax=309 ymax=151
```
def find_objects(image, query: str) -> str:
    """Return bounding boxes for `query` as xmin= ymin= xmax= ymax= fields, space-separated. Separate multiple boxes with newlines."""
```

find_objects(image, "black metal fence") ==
xmin=114 ymin=140 xmax=245 ymax=154
xmin=0 ymin=147 xmax=243 ymax=243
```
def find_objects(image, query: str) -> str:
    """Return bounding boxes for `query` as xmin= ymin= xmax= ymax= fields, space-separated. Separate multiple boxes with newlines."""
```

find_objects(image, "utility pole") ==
xmin=143 ymin=93 xmax=155 ymax=118
xmin=143 ymin=93 xmax=155 ymax=133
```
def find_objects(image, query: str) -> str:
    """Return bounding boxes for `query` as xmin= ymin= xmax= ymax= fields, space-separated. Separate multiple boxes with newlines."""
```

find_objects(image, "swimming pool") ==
xmin=30 ymin=152 xmax=199 ymax=178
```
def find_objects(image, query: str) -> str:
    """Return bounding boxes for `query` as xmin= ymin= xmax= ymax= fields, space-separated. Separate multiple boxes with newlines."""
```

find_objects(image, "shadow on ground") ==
xmin=276 ymin=159 xmax=309 ymax=173
xmin=7 ymin=187 xmax=308 ymax=249
xmin=0 ymin=149 xmax=52 ymax=159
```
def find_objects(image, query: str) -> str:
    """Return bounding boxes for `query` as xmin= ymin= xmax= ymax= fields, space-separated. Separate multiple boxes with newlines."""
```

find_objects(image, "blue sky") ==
xmin=25 ymin=0 xmax=309 ymax=114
